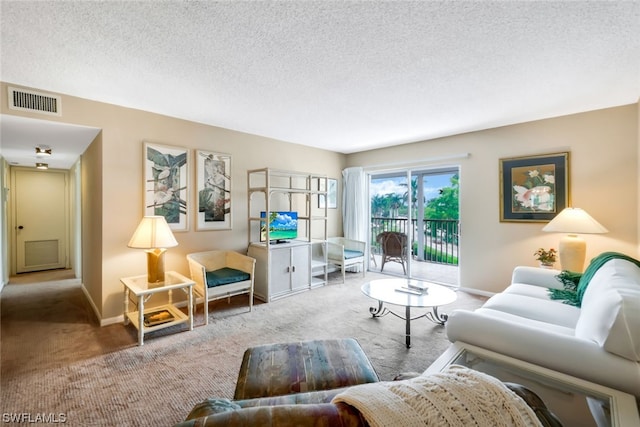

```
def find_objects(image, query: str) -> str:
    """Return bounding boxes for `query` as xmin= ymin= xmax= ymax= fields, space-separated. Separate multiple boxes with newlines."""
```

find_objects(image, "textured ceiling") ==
xmin=1 ymin=1 xmax=639 ymax=161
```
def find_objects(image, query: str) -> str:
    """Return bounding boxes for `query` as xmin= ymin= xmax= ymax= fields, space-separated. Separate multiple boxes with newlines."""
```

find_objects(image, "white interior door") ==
xmin=13 ymin=168 xmax=68 ymax=273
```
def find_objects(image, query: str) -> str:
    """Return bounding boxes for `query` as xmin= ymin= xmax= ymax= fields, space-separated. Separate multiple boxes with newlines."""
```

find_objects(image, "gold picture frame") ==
xmin=499 ymin=152 xmax=570 ymax=222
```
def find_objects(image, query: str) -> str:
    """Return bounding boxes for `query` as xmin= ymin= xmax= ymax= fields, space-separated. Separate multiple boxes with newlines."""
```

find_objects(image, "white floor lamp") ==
xmin=542 ymin=207 xmax=608 ymax=273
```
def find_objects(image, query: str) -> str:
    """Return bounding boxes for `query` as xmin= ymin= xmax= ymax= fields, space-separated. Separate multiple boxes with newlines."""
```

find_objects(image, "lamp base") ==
xmin=558 ymin=234 xmax=586 ymax=273
xmin=146 ymin=248 xmax=167 ymax=283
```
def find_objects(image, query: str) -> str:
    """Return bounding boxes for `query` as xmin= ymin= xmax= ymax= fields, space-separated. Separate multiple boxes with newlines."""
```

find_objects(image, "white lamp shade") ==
xmin=128 ymin=216 xmax=178 ymax=249
xmin=542 ymin=208 xmax=608 ymax=234
xmin=542 ymin=207 xmax=607 ymax=272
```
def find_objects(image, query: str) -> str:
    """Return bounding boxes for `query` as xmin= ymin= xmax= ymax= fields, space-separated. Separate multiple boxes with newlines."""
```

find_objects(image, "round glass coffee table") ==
xmin=361 ymin=278 xmax=457 ymax=348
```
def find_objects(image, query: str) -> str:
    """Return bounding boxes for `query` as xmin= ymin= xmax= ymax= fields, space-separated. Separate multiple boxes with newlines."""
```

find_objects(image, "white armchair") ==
xmin=326 ymin=237 xmax=366 ymax=283
xmin=187 ymin=250 xmax=256 ymax=326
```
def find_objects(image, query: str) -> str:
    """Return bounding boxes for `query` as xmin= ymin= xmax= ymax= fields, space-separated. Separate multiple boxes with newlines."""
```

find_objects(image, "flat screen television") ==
xmin=260 ymin=211 xmax=298 ymax=243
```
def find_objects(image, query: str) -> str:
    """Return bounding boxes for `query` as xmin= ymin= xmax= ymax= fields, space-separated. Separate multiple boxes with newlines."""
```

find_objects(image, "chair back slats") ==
xmin=376 ymin=232 xmax=408 ymax=274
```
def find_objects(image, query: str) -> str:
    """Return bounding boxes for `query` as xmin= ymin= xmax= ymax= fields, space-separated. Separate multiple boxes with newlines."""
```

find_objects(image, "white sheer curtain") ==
xmin=342 ymin=168 xmax=367 ymax=272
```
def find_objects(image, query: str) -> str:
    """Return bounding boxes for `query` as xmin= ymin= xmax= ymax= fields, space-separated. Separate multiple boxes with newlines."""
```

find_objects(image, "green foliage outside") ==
xmin=425 ymin=174 xmax=459 ymax=220
xmin=371 ymin=174 xmax=459 ymax=220
xmin=372 ymin=174 xmax=460 ymax=266
xmin=412 ymin=243 xmax=459 ymax=265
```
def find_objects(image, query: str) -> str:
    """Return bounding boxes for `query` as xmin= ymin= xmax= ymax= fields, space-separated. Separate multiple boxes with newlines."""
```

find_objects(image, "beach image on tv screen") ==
xmin=260 ymin=211 xmax=298 ymax=241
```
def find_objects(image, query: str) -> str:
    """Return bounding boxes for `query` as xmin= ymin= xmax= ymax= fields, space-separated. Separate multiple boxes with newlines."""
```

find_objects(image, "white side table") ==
xmin=428 ymin=342 xmax=640 ymax=427
xmin=121 ymin=271 xmax=194 ymax=346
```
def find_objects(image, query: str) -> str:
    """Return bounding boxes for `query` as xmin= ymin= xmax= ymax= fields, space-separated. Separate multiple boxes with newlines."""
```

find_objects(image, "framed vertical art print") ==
xmin=195 ymin=150 xmax=231 ymax=230
xmin=327 ymin=178 xmax=338 ymax=209
xmin=144 ymin=141 xmax=189 ymax=231
xmin=319 ymin=178 xmax=338 ymax=209
xmin=499 ymin=152 xmax=569 ymax=222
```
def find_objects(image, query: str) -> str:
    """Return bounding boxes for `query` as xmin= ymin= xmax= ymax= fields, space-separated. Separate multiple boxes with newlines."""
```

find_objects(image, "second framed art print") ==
xmin=499 ymin=152 xmax=569 ymax=222
xmin=196 ymin=150 xmax=232 ymax=230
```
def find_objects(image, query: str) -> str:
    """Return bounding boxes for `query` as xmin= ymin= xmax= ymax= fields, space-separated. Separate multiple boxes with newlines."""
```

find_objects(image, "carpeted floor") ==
xmin=1 ymin=270 xmax=485 ymax=426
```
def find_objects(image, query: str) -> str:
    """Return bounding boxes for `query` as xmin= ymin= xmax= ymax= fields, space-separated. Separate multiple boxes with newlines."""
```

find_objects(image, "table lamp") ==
xmin=542 ymin=207 xmax=608 ymax=272
xmin=128 ymin=216 xmax=178 ymax=283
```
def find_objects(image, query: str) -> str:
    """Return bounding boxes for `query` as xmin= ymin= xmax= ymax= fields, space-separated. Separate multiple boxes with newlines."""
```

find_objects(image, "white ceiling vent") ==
xmin=8 ymin=86 xmax=61 ymax=116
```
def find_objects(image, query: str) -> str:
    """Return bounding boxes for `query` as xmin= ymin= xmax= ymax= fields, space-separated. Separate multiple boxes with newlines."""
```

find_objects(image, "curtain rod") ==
xmin=361 ymin=152 xmax=470 ymax=172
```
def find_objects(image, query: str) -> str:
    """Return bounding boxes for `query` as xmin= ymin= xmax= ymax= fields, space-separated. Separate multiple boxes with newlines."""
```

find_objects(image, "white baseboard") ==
xmin=80 ymin=284 xmax=106 ymax=324
xmin=101 ymin=314 xmax=125 ymax=326
xmin=458 ymin=286 xmax=494 ymax=298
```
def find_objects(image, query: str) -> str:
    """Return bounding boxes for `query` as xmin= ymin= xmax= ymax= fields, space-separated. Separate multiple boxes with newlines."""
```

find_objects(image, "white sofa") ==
xmin=446 ymin=257 xmax=640 ymax=396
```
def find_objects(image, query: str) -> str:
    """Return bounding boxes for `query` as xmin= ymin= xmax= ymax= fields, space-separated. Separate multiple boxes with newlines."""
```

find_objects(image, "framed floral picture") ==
xmin=499 ymin=152 xmax=569 ymax=222
xmin=195 ymin=150 xmax=231 ymax=230
xmin=144 ymin=141 xmax=189 ymax=231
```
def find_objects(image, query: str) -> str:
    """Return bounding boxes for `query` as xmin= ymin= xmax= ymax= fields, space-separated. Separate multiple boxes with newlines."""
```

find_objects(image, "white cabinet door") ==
xmin=250 ymin=242 xmax=312 ymax=301
xmin=290 ymin=244 xmax=310 ymax=291
xmin=270 ymin=248 xmax=292 ymax=296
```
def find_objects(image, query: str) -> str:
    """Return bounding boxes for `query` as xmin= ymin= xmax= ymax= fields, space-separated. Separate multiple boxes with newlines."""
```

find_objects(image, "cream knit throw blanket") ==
xmin=332 ymin=365 xmax=543 ymax=427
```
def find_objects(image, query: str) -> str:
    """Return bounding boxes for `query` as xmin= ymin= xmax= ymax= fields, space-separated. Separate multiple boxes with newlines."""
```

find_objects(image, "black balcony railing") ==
xmin=371 ymin=217 xmax=459 ymax=265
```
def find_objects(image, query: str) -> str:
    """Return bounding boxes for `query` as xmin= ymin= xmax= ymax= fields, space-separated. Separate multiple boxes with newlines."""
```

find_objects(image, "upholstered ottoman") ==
xmin=234 ymin=338 xmax=379 ymax=400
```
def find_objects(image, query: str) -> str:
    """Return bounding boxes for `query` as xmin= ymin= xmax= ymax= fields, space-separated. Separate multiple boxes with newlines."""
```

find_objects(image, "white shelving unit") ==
xmin=247 ymin=168 xmax=328 ymax=302
xmin=310 ymin=241 xmax=329 ymax=288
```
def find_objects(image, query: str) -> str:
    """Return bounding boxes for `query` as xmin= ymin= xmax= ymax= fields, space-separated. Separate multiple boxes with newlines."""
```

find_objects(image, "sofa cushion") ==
xmin=476 ymin=308 xmax=576 ymax=336
xmin=503 ymin=283 xmax=555 ymax=300
xmin=180 ymin=402 xmax=364 ymax=426
xmin=577 ymin=253 xmax=640 ymax=302
xmin=236 ymin=388 xmax=347 ymax=408
xmin=574 ymin=259 xmax=640 ymax=362
xmin=603 ymin=290 xmax=640 ymax=361
xmin=576 ymin=288 xmax=640 ymax=361
xmin=185 ymin=398 xmax=241 ymax=420
xmin=482 ymin=293 xmax=580 ymax=329
xmin=580 ymin=259 xmax=640 ymax=308
xmin=205 ymin=267 xmax=250 ymax=288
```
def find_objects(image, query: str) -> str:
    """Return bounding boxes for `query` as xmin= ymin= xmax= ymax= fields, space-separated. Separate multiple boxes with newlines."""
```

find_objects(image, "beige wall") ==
xmin=81 ymin=132 xmax=104 ymax=316
xmin=1 ymin=83 xmax=346 ymax=322
xmin=347 ymin=104 xmax=639 ymax=293
xmin=1 ymin=81 xmax=638 ymax=316
xmin=0 ymin=158 xmax=8 ymax=289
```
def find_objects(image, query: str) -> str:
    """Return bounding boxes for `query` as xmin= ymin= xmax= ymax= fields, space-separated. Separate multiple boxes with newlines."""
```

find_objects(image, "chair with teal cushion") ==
xmin=205 ymin=268 xmax=251 ymax=287
xmin=187 ymin=250 xmax=256 ymax=326
xmin=326 ymin=237 xmax=366 ymax=284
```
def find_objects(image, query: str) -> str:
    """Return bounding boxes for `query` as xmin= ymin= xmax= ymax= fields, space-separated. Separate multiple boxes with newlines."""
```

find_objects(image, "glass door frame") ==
xmin=367 ymin=165 xmax=460 ymax=286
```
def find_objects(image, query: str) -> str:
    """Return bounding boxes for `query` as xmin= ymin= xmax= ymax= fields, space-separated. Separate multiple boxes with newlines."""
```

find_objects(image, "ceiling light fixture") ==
xmin=35 ymin=147 xmax=52 ymax=156
xmin=36 ymin=163 xmax=48 ymax=170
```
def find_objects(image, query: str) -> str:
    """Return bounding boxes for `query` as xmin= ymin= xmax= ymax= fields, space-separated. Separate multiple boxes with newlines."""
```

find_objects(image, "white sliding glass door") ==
xmin=368 ymin=166 xmax=459 ymax=286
